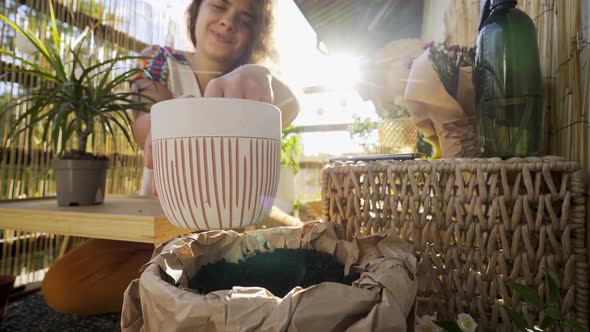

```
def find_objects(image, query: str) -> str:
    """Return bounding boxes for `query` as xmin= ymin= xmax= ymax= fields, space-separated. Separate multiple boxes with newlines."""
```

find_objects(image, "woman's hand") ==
xmin=204 ymin=64 xmax=274 ymax=103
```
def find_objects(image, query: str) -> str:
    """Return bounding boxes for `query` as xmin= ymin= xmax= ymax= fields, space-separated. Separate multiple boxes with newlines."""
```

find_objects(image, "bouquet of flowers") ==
xmin=403 ymin=41 xmax=480 ymax=158
xmin=428 ymin=43 xmax=475 ymax=99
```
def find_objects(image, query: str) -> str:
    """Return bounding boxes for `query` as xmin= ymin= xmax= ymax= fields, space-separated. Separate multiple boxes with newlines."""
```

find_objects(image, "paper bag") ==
xmin=121 ymin=222 xmax=417 ymax=332
xmin=404 ymin=51 xmax=480 ymax=158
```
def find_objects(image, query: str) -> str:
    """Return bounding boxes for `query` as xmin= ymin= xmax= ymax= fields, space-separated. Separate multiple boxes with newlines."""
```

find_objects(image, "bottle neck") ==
xmin=491 ymin=0 xmax=516 ymax=12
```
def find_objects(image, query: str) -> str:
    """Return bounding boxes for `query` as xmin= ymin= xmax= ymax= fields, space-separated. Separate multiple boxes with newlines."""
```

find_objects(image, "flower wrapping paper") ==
xmin=404 ymin=51 xmax=481 ymax=158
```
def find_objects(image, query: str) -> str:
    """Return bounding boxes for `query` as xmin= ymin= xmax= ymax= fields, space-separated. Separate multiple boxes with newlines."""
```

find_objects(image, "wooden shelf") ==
xmin=0 ymin=195 xmax=303 ymax=245
xmin=0 ymin=195 xmax=192 ymax=245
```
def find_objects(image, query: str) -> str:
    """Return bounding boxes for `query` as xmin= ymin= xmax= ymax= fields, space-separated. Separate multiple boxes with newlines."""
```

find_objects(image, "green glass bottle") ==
xmin=473 ymin=0 xmax=544 ymax=157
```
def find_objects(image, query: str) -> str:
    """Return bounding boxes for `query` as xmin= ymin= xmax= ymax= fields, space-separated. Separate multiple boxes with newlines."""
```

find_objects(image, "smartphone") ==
xmin=329 ymin=153 xmax=423 ymax=163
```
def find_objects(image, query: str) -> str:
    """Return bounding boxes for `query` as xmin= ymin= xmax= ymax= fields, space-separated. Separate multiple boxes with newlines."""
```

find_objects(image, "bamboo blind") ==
xmin=0 ymin=0 xmax=176 ymax=286
xmin=445 ymin=0 xmax=590 ymax=268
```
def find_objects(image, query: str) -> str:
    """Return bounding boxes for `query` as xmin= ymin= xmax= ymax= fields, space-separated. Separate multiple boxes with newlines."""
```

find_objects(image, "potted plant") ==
xmin=0 ymin=1 xmax=150 ymax=206
xmin=428 ymin=273 xmax=587 ymax=332
xmin=377 ymin=97 xmax=419 ymax=154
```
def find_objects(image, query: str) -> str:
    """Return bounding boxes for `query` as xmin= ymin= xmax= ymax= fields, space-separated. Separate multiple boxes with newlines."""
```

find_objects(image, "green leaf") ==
xmin=65 ymin=38 xmax=88 ymax=83
xmin=564 ymin=318 xmax=588 ymax=332
xmin=544 ymin=272 xmax=559 ymax=306
xmin=64 ymin=119 xmax=77 ymax=144
xmin=80 ymin=55 xmax=145 ymax=83
xmin=102 ymin=117 xmax=118 ymax=150
xmin=98 ymin=120 xmax=109 ymax=148
xmin=2 ymin=67 xmax=58 ymax=83
xmin=433 ymin=320 xmax=463 ymax=332
xmin=47 ymin=0 xmax=67 ymax=81
xmin=509 ymin=282 xmax=544 ymax=309
xmin=501 ymin=305 xmax=528 ymax=332
xmin=102 ymin=67 xmax=144 ymax=92
xmin=51 ymin=102 xmax=71 ymax=147
xmin=539 ymin=315 xmax=556 ymax=329
xmin=48 ymin=0 xmax=60 ymax=49
xmin=0 ymin=15 xmax=53 ymax=63
xmin=96 ymin=55 xmax=119 ymax=93
xmin=0 ymin=49 xmax=55 ymax=81
xmin=98 ymin=112 xmax=133 ymax=149
xmin=41 ymin=114 xmax=52 ymax=148
xmin=544 ymin=305 xmax=564 ymax=320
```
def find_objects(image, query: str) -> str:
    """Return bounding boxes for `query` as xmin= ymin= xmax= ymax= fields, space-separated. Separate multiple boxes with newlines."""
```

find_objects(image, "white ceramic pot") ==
xmin=151 ymin=98 xmax=282 ymax=230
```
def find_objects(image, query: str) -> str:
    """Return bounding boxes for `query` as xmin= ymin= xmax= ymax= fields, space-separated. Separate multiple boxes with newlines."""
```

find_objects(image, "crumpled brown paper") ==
xmin=404 ymin=51 xmax=481 ymax=158
xmin=121 ymin=222 xmax=417 ymax=332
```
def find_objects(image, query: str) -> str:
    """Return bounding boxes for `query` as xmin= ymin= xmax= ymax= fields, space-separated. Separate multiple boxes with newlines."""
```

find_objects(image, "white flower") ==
xmin=416 ymin=314 xmax=443 ymax=332
xmin=456 ymin=313 xmax=477 ymax=332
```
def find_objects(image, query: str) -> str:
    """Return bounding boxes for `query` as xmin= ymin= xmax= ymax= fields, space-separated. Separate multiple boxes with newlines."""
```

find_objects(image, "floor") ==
xmin=0 ymin=292 xmax=120 ymax=332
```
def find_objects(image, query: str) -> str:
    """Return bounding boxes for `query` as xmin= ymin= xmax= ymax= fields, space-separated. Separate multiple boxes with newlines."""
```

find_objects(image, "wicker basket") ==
xmin=321 ymin=157 xmax=588 ymax=330
xmin=377 ymin=118 xmax=418 ymax=154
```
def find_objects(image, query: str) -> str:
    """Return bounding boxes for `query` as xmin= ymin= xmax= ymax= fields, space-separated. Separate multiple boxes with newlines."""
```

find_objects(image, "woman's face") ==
xmin=194 ymin=0 xmax=256 ymax=68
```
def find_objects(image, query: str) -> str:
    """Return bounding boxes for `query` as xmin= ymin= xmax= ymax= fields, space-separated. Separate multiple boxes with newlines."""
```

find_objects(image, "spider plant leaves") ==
xmin=0 ymin=1 xmax=154 ymax=155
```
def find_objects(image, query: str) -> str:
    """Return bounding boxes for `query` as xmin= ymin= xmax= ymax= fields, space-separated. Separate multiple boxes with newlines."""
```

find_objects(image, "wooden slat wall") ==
xmin=444 ymin=0 xmax=590 ymax=267
xmin=0 ymin=0 xmax=174 ymax=285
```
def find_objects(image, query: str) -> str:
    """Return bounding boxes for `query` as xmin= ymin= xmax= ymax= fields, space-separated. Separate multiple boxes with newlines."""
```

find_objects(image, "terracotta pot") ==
xmin=151 ymin=98 xmax=281 ymax=231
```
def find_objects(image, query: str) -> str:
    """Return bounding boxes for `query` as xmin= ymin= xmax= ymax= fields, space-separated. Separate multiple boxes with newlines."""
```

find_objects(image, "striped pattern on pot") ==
xmin=153 ymin=136 xmax=280 ymax=230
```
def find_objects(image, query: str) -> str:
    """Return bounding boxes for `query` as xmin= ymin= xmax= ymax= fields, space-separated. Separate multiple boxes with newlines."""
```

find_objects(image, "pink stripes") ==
xmin=248 ymin=140 xmax=254 ymax=211
xmin=253 ymin=140 xmax=262 ymax=223
xmin=228 ymin=138 xmax=233 ymax=228
xmin=173 ymin=141 xmax=191 ymax=229
xmin=210 ymin=138 xmax=223 ymax=229
xmin=153 ymin=137 xmax=280 ymax=230
xmin=221 ymin=138 xmax=226 ymax=209
xmin=255 ymin=140 xmax=270 ymax=223
xmin=194 ymin=139 xmax=210 ymax=229
xmin=240 ymin=156 xmax=247 ymax=228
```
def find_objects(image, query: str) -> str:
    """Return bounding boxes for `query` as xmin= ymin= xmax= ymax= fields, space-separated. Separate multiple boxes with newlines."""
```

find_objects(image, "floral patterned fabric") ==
xmin=134 ymin=45 xmax=189 ymax=86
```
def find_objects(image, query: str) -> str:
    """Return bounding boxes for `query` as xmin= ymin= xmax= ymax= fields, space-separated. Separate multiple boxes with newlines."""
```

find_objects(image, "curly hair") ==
xmin=186 ymin=0 xmax=276 ymax=69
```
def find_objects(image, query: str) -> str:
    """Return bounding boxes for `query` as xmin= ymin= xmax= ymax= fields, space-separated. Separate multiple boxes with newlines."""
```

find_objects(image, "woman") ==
xmin=41 ymin=0 xmax=299 ymax=315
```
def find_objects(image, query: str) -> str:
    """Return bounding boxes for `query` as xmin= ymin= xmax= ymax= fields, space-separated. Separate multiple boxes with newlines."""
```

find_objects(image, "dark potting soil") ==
xmin=59 ymin=150 xmax=108 ymax=160
xmin=188 ymin=249 xmax=360 ymax=298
